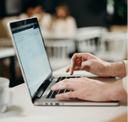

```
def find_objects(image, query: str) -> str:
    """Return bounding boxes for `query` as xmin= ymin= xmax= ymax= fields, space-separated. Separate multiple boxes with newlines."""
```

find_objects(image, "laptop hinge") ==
xmin=34 ymin=76 xmax=54 ymax=98
xmin=48 ymin=75 xmax=54 ymax=82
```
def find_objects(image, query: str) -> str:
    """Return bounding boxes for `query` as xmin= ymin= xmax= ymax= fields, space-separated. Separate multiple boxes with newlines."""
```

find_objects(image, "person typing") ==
xmin=52 ymin=53 xmax=127 ymax=101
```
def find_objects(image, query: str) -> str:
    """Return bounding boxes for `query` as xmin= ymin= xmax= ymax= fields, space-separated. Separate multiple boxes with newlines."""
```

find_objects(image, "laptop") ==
xmin=8 ymin=17 xmax=119 ymax=106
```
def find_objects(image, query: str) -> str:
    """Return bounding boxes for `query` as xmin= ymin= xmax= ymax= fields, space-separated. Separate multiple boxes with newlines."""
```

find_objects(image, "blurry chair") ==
xmin=44 ymin=39 xmax=75 ymax=70
xmin=0 ymin=16 xmax=19 ymax=48
xmin=0 ymin=17 xmax=17 ymax=68
xmin=76 ymin=27 xmax=107 ymax=53
xmin=95 ymin=32 xmax=127 ymax=62
xmin=0 ymin=16 xmax=18 ymax=38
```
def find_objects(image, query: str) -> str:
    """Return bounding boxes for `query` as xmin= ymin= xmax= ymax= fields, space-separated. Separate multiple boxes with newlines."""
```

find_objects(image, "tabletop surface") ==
xmin=0 ymin=66 xmax=127 ymax=122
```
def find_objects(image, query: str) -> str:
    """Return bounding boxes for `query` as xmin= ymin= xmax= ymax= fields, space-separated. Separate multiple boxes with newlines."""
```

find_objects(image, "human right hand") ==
xmin=66 ymin=53 xmax=112 ymax=77
xmin=51 ymin=77 xmax=127 ymax=101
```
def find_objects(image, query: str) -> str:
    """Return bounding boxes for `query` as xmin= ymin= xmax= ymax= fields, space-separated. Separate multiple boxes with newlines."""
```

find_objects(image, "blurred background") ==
xmin=0 ymin=0 xmax=127 ymax=87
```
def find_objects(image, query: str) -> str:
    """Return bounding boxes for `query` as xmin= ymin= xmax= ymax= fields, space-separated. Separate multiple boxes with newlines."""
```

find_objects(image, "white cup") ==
xmin=0 ymin=78 xmax=14 ymax=113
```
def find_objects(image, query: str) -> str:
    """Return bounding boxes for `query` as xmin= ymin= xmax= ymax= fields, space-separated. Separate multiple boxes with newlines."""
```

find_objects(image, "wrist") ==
xmin=105 ymin=80 xmax=127 ymax=101
xmin=108 ymin=62 xmax=126 ymax=77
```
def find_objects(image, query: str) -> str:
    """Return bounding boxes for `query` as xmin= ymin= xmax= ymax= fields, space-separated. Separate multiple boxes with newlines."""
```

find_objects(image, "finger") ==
xmin=68 ymin=77 xmax=87 ymax=81
xmin=66 ymin=67 xmax=70 ymax=72
xmin=75 ymin=60 xmax=82 ymax=67
xmin=83 ymin=53 xmax=96 ymax=60
xmin=74 ymin=66 xmax=81 ymax=70
xmin=70 ymin=60 xmax=75 ymax=75
xmin=81 ymin=60 xmax=91 ymax=72
xmin=70 ymin=54 xmax=77 ymax=75
xmin=66 ymin=60 xmax=81 ymax=73
xmin=51 ymin=79 xmax=76 ymax=91
xmin=55 ymin=92 xmax=76 ymax=99
xmin=70 ymin=54 xmax=82 ymax=75
xmin=81 ymin=60 xmax=91 ymax=67
xmin=67 ymin=66 xmax=81 ymax=71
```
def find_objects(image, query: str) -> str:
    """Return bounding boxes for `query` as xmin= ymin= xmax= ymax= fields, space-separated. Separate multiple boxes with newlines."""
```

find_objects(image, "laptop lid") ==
xmin=9 ymin=17 xmax=52 ymax=99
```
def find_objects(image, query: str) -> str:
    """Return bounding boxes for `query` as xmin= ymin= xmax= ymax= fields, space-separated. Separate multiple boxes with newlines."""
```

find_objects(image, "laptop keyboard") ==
xmin=47 ymin=76 xmax=81 ymax=99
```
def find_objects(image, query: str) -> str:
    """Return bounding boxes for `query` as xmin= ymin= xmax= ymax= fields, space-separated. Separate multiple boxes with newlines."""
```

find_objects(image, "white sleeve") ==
xmin=122 ymin=60 xmax=128 ymax=94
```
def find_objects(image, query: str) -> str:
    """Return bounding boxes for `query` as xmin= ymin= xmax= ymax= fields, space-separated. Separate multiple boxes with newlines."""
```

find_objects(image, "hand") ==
xmin=51 ymin=77 xmax=110 ymax=101
xmin=66 ymin=53 xmax=112 ymax=77
xmin=51 ymin=77 xmax=127 ymax=101
xmin=66 ymin=53 xmax=126 ymax=78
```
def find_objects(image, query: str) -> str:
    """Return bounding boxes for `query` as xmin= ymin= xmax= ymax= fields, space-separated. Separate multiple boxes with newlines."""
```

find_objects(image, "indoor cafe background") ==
xmin=0 ymin=0 xmax=127 ymax=87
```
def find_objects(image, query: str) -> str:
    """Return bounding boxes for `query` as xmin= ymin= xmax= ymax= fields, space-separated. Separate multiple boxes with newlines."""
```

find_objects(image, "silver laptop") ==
xmin=8 ymin=17 xmax=119 ymax=106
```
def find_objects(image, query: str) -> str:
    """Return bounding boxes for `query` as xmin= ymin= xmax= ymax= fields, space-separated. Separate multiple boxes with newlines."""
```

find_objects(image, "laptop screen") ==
xmin=10 ymin=18 xmax=52 ymax=97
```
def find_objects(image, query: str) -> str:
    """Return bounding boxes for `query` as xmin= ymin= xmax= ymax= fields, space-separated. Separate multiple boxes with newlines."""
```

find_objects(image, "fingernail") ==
xmin=56 ymin=94 xmax=60 ymax=98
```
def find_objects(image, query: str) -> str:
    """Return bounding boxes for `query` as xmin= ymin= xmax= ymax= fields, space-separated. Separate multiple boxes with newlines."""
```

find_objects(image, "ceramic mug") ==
xmin=0 ymin=78 xmax=14 ymax=113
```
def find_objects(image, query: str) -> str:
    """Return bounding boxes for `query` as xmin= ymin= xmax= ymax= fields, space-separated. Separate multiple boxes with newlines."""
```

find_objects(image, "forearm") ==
xmin=108 ymin=62 xmax=126 ymax=78
xmin=105 ymin=80 xmax=127 ymax=101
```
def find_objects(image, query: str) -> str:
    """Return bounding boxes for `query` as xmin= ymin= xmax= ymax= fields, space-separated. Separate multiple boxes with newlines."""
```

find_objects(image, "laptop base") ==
xmin=34 ymin=99 xmax=119 ymax=106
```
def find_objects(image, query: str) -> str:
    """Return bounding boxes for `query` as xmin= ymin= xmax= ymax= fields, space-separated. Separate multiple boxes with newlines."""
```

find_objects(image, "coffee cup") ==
xmin=0 ymin=77 xmax=14 ymax=113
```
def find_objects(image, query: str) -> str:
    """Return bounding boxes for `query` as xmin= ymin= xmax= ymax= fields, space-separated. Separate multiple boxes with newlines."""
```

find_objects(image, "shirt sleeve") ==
xmin=122 ymin=60 xmax=128 ymax=94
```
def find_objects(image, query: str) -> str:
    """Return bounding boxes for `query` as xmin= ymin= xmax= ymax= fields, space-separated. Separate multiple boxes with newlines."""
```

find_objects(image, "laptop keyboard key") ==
xmin=56 ymin=77 xmax=61 ymax=83
xmin=67 ymin=76 xmax=76 ymax=79
xmin=77 ymin=76 xmax=80 ymax=78
xmin=59 ymin=89 xmax=65 ymax=94
xmin=65 ymin=90 xmax=70 ymax=92
xmin=51 ymin=90 xmax=59 ymax=98
xmin=47 ymin=90 xmax=53 ymax=98
xmin=61 ymin=77 xmax=66 ymax=80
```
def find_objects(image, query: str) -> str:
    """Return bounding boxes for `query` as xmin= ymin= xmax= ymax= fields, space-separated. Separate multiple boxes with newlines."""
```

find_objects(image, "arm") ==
xmin=52 ymin=53 xmax=127 ymax=101
xmin=109 ymin=62 xmax=126 ymax=78
xmin=66 ymin=53 xmax=126 ymax=78
xmin=52 ymin=77 xmax=127 ymax=101
xmin=107 ymin=79 xmax=127 ymax=101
